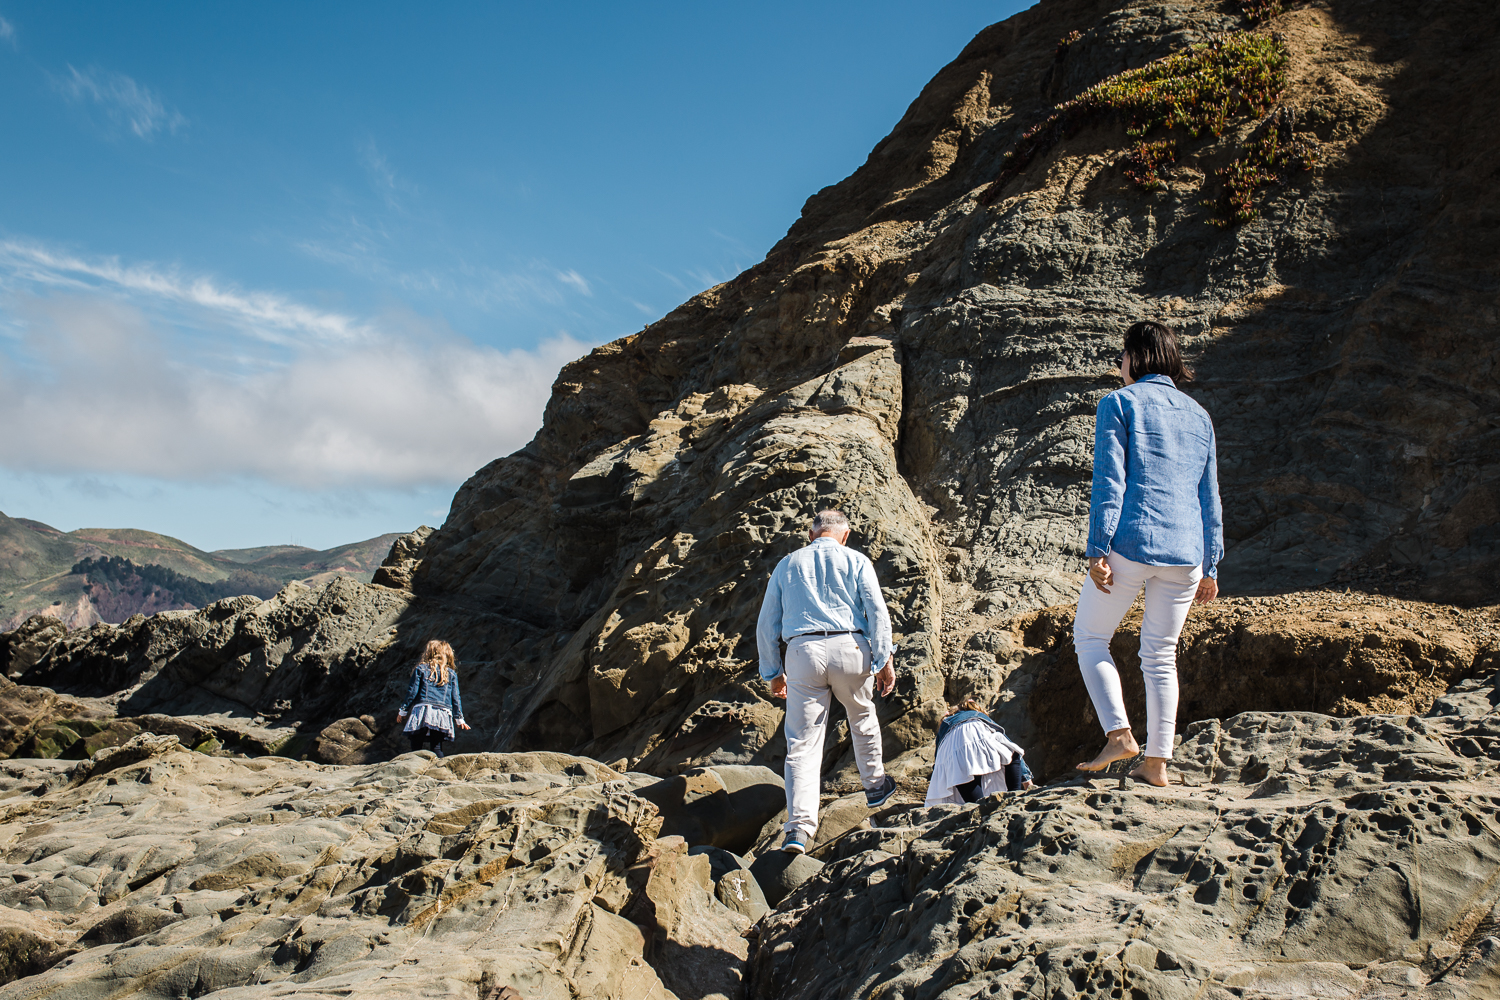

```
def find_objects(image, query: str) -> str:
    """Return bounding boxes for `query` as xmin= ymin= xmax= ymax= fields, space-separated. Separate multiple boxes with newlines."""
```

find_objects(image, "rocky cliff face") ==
xmin=6 ymin=0 xmax=1500 ymax=780
xmin=403 ymin=0 xmax=1500 ymax=769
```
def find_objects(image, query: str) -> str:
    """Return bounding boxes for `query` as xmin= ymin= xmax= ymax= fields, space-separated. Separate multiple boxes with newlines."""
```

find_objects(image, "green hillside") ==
xmin=0 ymin=511 xmax=403 ymax=630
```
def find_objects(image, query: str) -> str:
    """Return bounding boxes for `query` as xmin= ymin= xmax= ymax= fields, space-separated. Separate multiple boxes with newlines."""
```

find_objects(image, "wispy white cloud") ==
xmin=0 ymin=239 xmax=365 ymax=344
xmin=630 ymin=300 xmax=658 ymax=318
xmin=652 ymin=266 xmax=689 ymax=292
xmin=0 ymin=16 xmax=16 ymax=47
xmin=297 ymin=227 xmax=595 ymax=316
xmin=56 ymin=64 xmax=186 ymax=140
xmin=0 ymin=293 xmax=583 ymax=489
xmin=555 ymin=269 xmax=591 ymax=296
xmin=358 ymin=139 xmax=417 ymax=210
xmin=686 ymin=266 xmax=733 ymax=290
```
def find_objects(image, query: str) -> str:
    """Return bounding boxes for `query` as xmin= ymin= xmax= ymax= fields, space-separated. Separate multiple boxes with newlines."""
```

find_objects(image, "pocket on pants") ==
xmin=836 ymin=634 xmax=871 ymax=677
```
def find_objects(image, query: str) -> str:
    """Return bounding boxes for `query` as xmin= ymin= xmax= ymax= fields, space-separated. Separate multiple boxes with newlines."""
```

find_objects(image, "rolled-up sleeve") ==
xmin=1199 ymin=424 xmax=1224 ymax=578
xmin=856 ymin=555 xmax=894 ymax=673
xmin=756 ymin=565 xmax=785 ymax=680
xmin=1086 ymin=394 xmax=1129 ymax=558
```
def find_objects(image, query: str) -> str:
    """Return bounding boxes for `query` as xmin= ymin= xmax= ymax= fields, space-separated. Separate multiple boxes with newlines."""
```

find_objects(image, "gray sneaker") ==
xmin=865 ymin=775 xmax=897 ymax=808
xmin=780 ymin=834 xmax=807 ymax=854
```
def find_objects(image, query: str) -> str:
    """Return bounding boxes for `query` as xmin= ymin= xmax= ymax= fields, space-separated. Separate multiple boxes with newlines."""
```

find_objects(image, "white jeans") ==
xmin=782 ymin=633 xmax=885 ymax=841
xmin=1073 ymin=553 xmax=1201 ymax=759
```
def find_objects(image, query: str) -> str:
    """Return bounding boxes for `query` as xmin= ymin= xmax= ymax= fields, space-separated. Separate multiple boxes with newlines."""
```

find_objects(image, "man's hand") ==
xmin=1088 ymin=556 xmax=1113 ymax=594
xmin=770 ymin=675 xmax=787 ymax=699
xmin=1194 ymin=576 xmax=1219 ymax=604
xmin=876 ymin=659 xmax=895 ymax=697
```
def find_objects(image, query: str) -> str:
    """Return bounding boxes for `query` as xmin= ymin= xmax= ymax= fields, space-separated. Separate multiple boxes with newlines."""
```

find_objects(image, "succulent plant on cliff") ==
xmin=1205 ymin=106 xmax=1318 ymax=225
xmin=980 ymin=31 xmax=1292 ymax=214
xmin=1237 ymin=0 xmax=1287 ymax=24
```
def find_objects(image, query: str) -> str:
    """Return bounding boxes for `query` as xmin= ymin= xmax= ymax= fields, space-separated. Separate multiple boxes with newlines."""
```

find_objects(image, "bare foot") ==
xmin=1076 ymin=729 xmax=1140 ymax=772
xmin=1128 ymin=757 xmax=1170 ymax=786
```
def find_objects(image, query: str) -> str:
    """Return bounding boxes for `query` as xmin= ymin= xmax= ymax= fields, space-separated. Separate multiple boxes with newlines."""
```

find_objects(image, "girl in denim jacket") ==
xmin=396 ymin=639 xmax=470 ymax=757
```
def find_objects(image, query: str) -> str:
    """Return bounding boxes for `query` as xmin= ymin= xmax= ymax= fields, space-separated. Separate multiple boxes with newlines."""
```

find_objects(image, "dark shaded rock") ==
xmin=636 ymin=765 xmax=786 ymax=855
xmin=690 ymin=844 xmax=752 ymax=884
xmin=0 ymin=617 xmax=66 ymax=678
xmin=623 ymin=837 xmax=750 ymax=1000
xmin=0 ymin=912 xmax=68 ymax=986
xmin=748 ymin=851 xmax=825 ymax=908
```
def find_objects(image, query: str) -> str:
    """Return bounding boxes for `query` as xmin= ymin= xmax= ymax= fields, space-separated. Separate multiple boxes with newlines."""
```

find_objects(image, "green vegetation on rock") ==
xmin=981 ymin=30 xmax=1307 ymax=224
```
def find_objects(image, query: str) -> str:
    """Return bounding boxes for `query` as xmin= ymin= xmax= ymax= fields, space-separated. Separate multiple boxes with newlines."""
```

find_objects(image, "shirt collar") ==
xmin=810 ymin=536 xmax=839 ymax=545
xmin=1135 ymin=373 xmax=1175 ymax=387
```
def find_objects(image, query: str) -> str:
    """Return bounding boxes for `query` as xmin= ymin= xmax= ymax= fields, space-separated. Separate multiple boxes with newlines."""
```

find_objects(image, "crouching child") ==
xmin=924 ymin=697 xmax=1034 ymax=806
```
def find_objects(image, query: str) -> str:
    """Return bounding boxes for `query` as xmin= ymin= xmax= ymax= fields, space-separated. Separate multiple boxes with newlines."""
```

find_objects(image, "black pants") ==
xmin=408 ymin=727 xmax=449 ymax=758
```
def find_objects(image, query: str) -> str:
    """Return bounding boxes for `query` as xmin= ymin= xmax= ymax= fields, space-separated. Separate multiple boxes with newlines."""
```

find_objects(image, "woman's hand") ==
xmin=1088 ymin=556 xmax=1113 ymax=594
xmin=1195 ymin=576 xmax=1219 ymax=604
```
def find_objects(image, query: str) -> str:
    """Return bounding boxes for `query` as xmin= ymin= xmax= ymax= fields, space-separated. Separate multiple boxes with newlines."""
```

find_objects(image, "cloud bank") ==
xmin=0 ymin=242 xmax=588 ymax=490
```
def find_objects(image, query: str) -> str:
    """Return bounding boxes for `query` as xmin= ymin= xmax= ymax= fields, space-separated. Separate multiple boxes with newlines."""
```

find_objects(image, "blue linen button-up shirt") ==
xmin=1087 ymin=373 xmax=1224 ymax=577
xmin=756 ymin=537 xmax=894 ymax=680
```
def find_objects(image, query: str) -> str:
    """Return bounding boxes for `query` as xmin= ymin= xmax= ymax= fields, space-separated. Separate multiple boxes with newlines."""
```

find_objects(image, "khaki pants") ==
xmin=782 ymin=633 xmax=885 ymax=841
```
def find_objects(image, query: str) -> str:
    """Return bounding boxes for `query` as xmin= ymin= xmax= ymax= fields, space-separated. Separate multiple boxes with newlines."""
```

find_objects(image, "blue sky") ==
xmin=0 ymin=1 xmax=1023 ymax=551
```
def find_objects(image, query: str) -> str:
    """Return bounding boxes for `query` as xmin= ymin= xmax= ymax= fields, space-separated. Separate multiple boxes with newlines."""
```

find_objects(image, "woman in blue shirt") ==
xmin=1075 ymin=321 xmax=1222 ymax=787
xmin=396 ymin=639 xmax=470 ymax=758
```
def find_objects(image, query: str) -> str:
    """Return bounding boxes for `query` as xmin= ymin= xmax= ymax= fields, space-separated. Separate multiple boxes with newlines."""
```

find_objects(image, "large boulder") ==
xmin=0 ymin=616 xmax=66 ymax=678
xmin=624 ymin=837 xmax=750 ymax=1000
xmin=636 ymin=765 xmax=787 ymax=855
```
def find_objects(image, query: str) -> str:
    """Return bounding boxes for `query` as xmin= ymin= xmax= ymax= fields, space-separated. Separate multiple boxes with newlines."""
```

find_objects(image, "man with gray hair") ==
xmin=756 ymin=509 xmax=897 ymax=853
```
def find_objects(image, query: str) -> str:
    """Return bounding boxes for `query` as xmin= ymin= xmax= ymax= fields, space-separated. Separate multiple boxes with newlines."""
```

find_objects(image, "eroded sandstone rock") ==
xmin=746 ymin=674 xmax=1500 ymax=1000
xmin=0 ymin=740 xmax=757 ymax=999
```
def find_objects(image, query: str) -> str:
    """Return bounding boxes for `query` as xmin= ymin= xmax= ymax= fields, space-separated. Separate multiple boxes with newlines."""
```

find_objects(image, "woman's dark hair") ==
xmin=1123 ymin=320 xmax=1194 ymax=383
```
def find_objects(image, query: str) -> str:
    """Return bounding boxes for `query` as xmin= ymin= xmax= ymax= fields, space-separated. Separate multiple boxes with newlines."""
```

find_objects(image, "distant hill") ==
xmin=0 ymin=510 xmax=402 ymax=630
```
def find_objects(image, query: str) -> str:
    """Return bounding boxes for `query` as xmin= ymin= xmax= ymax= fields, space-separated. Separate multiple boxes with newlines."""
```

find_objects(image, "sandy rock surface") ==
xmin=747 ymin=674 xmax=1500 ymax=1000
xmin=0 ymin=740 xmax=758 ymax=999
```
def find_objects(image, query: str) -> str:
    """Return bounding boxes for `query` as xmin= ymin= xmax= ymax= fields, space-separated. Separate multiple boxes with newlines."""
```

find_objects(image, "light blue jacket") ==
xmin=756 ymin=537 xmax=894 ymax=680
xmin=1087 ymin=374 xmax=1224 ymax=577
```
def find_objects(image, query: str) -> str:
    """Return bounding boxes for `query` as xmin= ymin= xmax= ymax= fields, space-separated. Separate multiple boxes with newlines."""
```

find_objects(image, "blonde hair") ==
xmin=945 ymin=696 xmax=987 ymax=717
xmin=420 ymin=640 xmax=456 ymax=685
